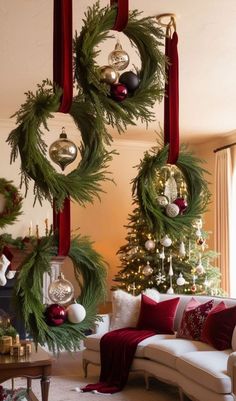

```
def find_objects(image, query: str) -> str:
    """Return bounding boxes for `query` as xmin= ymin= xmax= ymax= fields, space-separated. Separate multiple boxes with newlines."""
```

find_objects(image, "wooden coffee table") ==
xmin=0 ymin=345 xmax=52 ymax=401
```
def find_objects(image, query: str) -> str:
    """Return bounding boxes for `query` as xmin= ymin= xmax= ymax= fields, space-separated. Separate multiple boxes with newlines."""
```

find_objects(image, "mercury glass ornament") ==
xmin=157 ymin=195 xmax=169 ymax=207
xmin=108 ymin=40 xmax=130 ymax=71
xmin=164 ymin=174 xmax=178 ymax=203
xmin=49 ymin=127 xmax=78 ymax=171
xmin=100 ymin=65 xmax=118 ymax=84
xmin=48 ymin=272 xmax=74 ymax=305
xmin=142 ymin=261 xmax=153 ymax=276
xmin=160 ymin=235 xmax=172 ymax=247
xmin=179 ymin=241 xmax=186 ymax=257
xmin=144 ymin=239 xmax=155 ymax=251
xmin=166 ymin=203 xmax=180 ymax=218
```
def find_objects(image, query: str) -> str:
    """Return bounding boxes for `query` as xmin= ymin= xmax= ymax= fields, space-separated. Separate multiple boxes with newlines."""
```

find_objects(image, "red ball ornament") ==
xmin=191 ymin=284 xmax=197 ymax=293
xmin=173 ymin=197 xmax=188 ymax=214
xmin=44 ymin=304 xmax=67 ymax=326
xmin=110 ymin=83 xmax=128 ymax=102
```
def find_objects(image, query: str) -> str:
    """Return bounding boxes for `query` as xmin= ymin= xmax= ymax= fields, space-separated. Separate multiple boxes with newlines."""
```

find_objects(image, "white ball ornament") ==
xmin=157 ymin=195 xmax=169 ymax=207
xmin=195 ymin=263 xmax=205 ymax=275
xmin=166 ymin=203 xmax=180 ymax=218
xmin=144 ymin=239 xmax=155 ymax=251
xmin=177 ymin=273 xmax=186 ymax=286
xmin=160 ymin=235 xmax=172 ymax=247
xmin=67 ymin=303 xmax=86 ymax=324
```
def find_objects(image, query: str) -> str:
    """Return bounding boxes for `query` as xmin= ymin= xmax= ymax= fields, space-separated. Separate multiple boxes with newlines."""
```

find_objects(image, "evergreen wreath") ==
xmin=74 ymin=2 xmax=166 ymax=133
xmin=132 ymin=145 xmax=211 ymax=240
xmin=0 ymin=178 xmax=23 ymax=229
xmin=12 ymin=234 xmax=107 ymax=353
xmin=7 ymin=80 xmax=114 ymax=209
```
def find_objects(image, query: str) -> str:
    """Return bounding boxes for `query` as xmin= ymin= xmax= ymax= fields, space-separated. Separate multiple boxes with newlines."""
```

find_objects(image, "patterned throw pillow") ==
xmin=110 ymin=289 xmax=160 ymax=330
xmin=177 ymin=298 xmax=214 ymax=340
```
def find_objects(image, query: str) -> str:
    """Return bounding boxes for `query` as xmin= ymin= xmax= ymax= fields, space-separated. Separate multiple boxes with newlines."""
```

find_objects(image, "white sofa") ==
xmin=82 ymin=293 xmax=236 ymax=401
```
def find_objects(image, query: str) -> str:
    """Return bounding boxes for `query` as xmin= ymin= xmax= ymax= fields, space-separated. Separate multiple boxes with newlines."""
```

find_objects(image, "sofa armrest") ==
xmin=227 ymin=352 xmax=236 ymax=394
xmin=94 ymin=314 xmax=111 ymax=334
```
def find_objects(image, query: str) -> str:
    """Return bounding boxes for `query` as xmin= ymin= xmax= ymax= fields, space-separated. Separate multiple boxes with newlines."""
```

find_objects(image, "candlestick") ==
xmin=45 ymin=218 xmax=49 ymax=236
xmin=36 ymin=225 xmax=39 ymax=239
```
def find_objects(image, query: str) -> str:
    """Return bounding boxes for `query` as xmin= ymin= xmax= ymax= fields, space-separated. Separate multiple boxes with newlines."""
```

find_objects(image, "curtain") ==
xmin=215 ymin=148 xmax=232 ymax=294
xmin=230 ymin=146 xmax=236 ymax=297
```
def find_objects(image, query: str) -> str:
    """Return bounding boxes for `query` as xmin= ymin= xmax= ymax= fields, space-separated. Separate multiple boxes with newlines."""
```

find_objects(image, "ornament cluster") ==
xmin=100 ymin=40 xmax=140 ymax=102
xmin=44 ymin=272 xmax=86 ymax=327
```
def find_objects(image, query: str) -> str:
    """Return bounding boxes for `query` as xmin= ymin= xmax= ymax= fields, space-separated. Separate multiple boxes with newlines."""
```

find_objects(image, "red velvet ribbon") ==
xmin=53 ymin=0 xmax=72 ymax=256
xmin=53 ymin=0 xmax=73 ymax=113
xmin=53 ymin=197 xmax=71 ymax=257
xmin=164 ymin=31 xmax=179 ymax=164
xmin=110 ymin=0 xmax=129 ymax=31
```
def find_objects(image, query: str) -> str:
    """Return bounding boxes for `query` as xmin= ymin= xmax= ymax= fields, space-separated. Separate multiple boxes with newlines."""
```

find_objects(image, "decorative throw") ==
xmin=81 ymin=327 xmax=156 ymax=393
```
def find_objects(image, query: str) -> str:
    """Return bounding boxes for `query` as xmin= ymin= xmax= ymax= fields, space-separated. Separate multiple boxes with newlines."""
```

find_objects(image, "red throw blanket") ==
xmin=81 ymin=327 xmax=156 ymax=394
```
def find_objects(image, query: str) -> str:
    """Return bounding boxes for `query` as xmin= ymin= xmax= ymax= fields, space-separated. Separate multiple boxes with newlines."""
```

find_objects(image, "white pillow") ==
xmin=231 ymin=325 xmax=236 ymax=351
xmin=110 ymin=288 xmax=160 ymax=330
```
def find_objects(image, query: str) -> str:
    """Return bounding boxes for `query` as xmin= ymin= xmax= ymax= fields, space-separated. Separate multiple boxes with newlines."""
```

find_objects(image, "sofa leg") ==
xmin=82 ymin=359 xmax=89 ymax=378
xmin=144 ymin=373 xmax=150 ymax=390
xmin=178 ymin=387 xmax=187 ymax=401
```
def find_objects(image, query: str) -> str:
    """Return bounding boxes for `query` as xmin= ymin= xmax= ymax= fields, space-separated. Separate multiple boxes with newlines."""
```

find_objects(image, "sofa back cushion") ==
xmin=136 ymin=294 xmax=180 ymax=334
xmin=110 ymin=289 xmax=160 ymax=330
xmin=201 ymin=302 xmax=236 ymax=350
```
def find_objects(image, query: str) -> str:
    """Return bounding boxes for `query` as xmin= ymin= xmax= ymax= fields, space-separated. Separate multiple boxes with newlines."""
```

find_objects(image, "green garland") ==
xmin=132 ymin=145 xmax=211 ymax=240
xmin=13 ymin=234 xmax=107 ymax=353
xmin=0 ymin=178 xmax=23 ymax=229
xmin=74 ymin=2 xmax=166 ymax=133
xmin=7 ymin=81 xmax=114 ymax=209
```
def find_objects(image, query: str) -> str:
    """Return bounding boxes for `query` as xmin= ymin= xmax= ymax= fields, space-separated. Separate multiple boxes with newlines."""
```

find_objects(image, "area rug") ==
xmin=3 ymin=351 xmax=180 ymax=401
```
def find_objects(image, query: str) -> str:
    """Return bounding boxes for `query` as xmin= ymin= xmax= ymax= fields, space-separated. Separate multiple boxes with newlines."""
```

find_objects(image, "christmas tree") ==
xmin=113 ymin=161 xmax=223 ymax=296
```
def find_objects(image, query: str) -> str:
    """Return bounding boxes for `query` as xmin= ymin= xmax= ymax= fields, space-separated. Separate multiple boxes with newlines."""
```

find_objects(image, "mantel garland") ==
xmin=74 ymin=2 xmax=166 ymax=133
xmin=7 ymin=80 xmax=114 ymax=209
xmin=0 ymin=178 xmax=23 ymax=229
xmin=10 ymin=234 xmax=107 ymax=353
xmin=132 ymin=145 xmax=211 ymax=240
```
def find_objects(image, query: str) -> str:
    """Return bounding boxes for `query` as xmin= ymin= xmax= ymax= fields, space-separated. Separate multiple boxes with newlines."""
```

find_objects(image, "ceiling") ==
xmin=1 ymin=0 xmax=236 ymax=144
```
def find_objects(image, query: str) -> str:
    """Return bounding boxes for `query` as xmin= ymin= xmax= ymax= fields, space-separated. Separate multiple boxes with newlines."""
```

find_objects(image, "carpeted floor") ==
xmin=4 ymin=351 xmax=181 ymax=401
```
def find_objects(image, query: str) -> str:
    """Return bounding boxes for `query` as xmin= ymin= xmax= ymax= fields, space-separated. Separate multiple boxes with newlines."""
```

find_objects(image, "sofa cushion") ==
xmin=136 ymin=295 xmax=180 ymax=334
xmin=201 ymin=302 xmax=236 ymax=350
xmin=110 ymin=289 xmax=160 ymax=330
xmin=177 ymin=298 xmax=213 ymax=340
xmin=176 ymin=350 xmax=232 ymax=394
xmin=144 ymin=339 xmax=215 ymax=368
xmin=84 ymin=332 xmax=175 ymax=358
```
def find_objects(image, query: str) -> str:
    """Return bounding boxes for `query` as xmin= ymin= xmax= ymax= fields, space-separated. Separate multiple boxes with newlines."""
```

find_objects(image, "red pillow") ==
xmin=177 ymin=298 xmax=214 ymax=340
xmin=201 ymin=302 xmax=236 ymax=350
xmin=136 ymin=294 xmax=180 ymax=334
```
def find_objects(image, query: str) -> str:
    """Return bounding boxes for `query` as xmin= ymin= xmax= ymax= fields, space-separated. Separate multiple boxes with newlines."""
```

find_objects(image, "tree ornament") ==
xmin=100 ymin=65 xmax=118 ymax=84
xmin=196 ymin=228 xmax=202 ymax=237
xmin=179 ymin=241 xmax=186 ymax=257
xmin=159 ymin=247 xmax=165 ymax=259
xmin=156 ymin=195 xmax=169 ymax=207
xmin=167 ymin=286 xmax=174 ymax=294
xmin=191 ymin=284 xmax=197 ymax=293
xmin=166 ymin=203 xmax=180 ymax=218
xmin=173 ymin=198 xmax=188 ymax=214
xmin=108 ymin=40 xmax=130 ymax=71
xmin=44 ymin=304 xmax=67 ymax=326
xmin=176 ymin=273 xmax=186 ymax=286
xmin=119 ymin=71 xmax=140 ymax=92
xmin=164 ymin=174 xmax=178 ymax=203
xmin=142 ymin=261 xmax=153 ymax=276
xmin=144 ymin=239 xmax=155 ymax=251
xmin=48 ymin=272 xmax=74 ymax=305
xmin=67 ymin=302 xmax=86 ymax=324
xmin=155 ymin=271 xmax=166 ymax=285
xmin=110 ymin=83 xmax=128 ymax=102
xmin=160 ymin=235 xmax=172 ymax=247
xmin=195 ymin=255 xmax=205 ymax=275
xmin=6 ymin=270 xmax=16 ymax=280
xmin=49 ymin=127 xmax=78 ymax=171
xmin=196 ymin=237 xmax=205 ymax=246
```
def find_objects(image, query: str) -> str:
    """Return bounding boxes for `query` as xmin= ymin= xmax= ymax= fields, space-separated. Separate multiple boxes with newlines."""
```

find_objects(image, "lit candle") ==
xmin=29 ymin=220 xmax=33 ymax=237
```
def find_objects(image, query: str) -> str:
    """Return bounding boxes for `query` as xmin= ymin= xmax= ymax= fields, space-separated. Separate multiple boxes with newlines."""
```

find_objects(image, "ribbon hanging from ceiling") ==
xmin=53 ymin=0 xmax=73 ymax=256
xmin=164 ymin=20 xmax=179 ymax=164
xmin=110 ymin=0 xmax=129 ymax=31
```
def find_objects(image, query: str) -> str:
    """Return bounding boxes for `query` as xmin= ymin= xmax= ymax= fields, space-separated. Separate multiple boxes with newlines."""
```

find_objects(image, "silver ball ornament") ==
xmin=49 ymin=127 xmax=78 ymax=171
xmin=166 ymin=203 xmax=180 ymax=217
xmin=142 ymin=261 xmax=153 ymax=276
xmin=157 ymin=195 xmax=169 ymax=207
xmin=144 ymin=239 xmax=155 ymax=251
xmin=108 ymin=41 xmax=130 ymax=71
xmin=196 ymin=263 xmax=205 ymax=275
xmin=160 ymin=235 xmax=172 ymax=247
xmin=48 ymin=273 xmax=74 ymax=305
xmin=100 ymin=65 xmax=118 ymax=84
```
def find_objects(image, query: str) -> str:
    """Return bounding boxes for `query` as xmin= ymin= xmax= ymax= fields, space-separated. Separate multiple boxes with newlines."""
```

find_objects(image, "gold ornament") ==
xmin=49 ymin=127 xmax=78 ymax=171
xmin=48 ymin=272 xmax=74 ymax=305
xmin=108 ymin=40 xmax=130 ymax=71
xmin=100 ymin=65 xmax=118 ymax=84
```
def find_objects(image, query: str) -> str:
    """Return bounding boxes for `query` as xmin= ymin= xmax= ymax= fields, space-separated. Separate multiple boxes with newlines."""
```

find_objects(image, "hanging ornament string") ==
xmin=53 ymin=0 xmax=73 ymax=256
xmin=110 ymin=0 xmax=129 ymax=31
xmin=163 ymin=18 xmax=179 ymax=164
